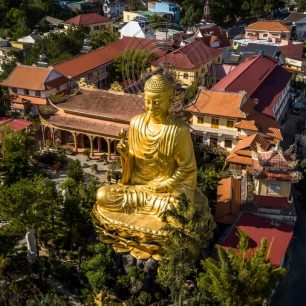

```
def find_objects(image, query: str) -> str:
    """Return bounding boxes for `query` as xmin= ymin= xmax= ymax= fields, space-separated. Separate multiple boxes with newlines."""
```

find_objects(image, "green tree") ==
xmin=90 ymin=30 xmax=118 ymax=49
xmin=1 ymin=130 xmax=36 ymax=184
xmin=81 ymin=243 xmax=115 ymax=293
xmin=198 ymin=230 xmax=286 ymax=306
xmin=180 ymin=0 xmax=203 ymax=27
xmin=298 ymin=0 xmax=306 ymax=10
xmin=197 ymin=167 xmax=220 ymax=203
xmin=158 ymin=193 xmax=214 ymax=306
xmin=0 ymin=87 xmax=11 ymax=116
xmin=110 ymin=49 xmax=157 ymax=83
xmin=0 ymin=176 xmax=59 ymax=249
xmin=0 ymin=61 xmax=17 ymax=81
xmin=184 ymin=82 xmax=198 ymax=104
xmin=67 ymin=159 xmax=84 ymax=183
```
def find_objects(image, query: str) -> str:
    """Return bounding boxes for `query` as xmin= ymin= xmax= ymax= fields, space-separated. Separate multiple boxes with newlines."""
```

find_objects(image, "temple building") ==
xmin=215 ymin=143 xmax=301 ymax=225
xmin=40 ymin=88 xmax=144 ymax=159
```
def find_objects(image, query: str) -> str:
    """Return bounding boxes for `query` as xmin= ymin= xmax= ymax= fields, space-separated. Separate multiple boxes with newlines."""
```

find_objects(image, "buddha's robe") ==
xmin=96 ymin=113 xmax=197 ymax=216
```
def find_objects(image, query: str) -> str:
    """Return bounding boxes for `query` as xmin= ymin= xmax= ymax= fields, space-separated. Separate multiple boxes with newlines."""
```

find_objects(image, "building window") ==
xmin=210 ymin=137 xmax=218 ymax=146
xmin=35 ymin=91 xmax=41 ymax=97
xmin=24 ymin=89 xmax=29 ymax=95
xmin=93 ymin=25 xmax=100 ymax=30
xmin=263 ymin=33 xmax=268 ymax=37
xmin=197 ymin=116 xmax=204 ymax=124
xmin=211 ymin=118 xmax=219 ymax=128
xmin=226 ymin=120 xmax=234 ymax=128
xmin=225 ymin=139 xmax=232 ymax=148
xmin=12 ymin=87 xmax=17 ymax=93
xmin=183 ymin=73 xmax=188 ymax=79
xmin=268 ymin=182 xmax=281 ymax=194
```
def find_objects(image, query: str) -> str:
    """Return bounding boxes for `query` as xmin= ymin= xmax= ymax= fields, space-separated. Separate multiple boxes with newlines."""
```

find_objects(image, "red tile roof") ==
xmin=54 ymin=37 xmax=167 ymax=79
xmin=186 ymin=89 xmax=248 ymax=118
xmin=0 ymin=117 xmax=32 ymax=131
xmin=152 ymin=40 xmax=222 ymax=69
xmin=226 ymin=154 xmax=253 ymax=166
xmin=212 ymin=55 xmax=292 ymax=119
xmin=279 ymin=42 xmax=304 ymax=60
xmin=65 ymin=13 xmax=111 ymax=26
xmin=253 ymin=195 xmax=289 ymax=209
xmin=221 ymin=212 xmax=294 ymax=266
xmin=246 ymin=20 xmax=291 ymax=32
xmin=233 ymin=133 xmax=270 ymax=152
xmin=0 ymin=65 xmax=67 ymax=91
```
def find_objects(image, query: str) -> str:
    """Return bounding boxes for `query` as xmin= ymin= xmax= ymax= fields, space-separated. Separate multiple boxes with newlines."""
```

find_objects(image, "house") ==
xmin=102 ymin=0 xmax=126 ymax=17
xmin=40 ymin=88 xmax=144 ymax=159
xmin=0 ymin=65 xmax=69 ymax=116
xmin=220 ymin=212 xmax=294 ymax=267
xmin=245 ymin=20 xmax=291 ymax=41
xmin=194 ymin=26 xmax=231 ymax=49
xmin=151 ymin=40 xmax=223 ymax=87
xmin=212 ymin=55 xmax=292 ymax=124
xmin=285 ymin=12 xmax=306 ymax=39
xmin=186 ymin=90 xmax=254 ymax=150
xmin=64 ymin=13 xmax=113 ymax=34
xmin=54 ymin=37 xmax=168 ymax=90
xmin=147 ymin=1 xmax=181 ymax=23
xmin=17 ymin=34 xmax=42 ymax=44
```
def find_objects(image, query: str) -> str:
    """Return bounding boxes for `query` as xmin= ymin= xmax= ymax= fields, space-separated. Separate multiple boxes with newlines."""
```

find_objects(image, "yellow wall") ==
xmin=151 ymin=53 xmax=222 ymax=87
xmin=191 ymin=114 xmax=238 ymax=130
xmin=10 ymin=42 xmax=26 ymax=50
xmin=254 ymin=179 xmax=291 ymax=198
xmin=64 ymin=22 xmax=113 ymax=34
xmin=123 ymin=11 xmax=142 ymax=22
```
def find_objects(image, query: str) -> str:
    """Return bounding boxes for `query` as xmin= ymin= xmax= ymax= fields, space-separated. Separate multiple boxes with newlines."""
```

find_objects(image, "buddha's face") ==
xmin=144 ymin=91 xmax=171 ymax=121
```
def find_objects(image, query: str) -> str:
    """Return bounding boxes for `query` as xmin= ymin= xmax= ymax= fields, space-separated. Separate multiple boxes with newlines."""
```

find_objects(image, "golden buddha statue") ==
xmin=93 ymin=74 xmax=211 ymax=260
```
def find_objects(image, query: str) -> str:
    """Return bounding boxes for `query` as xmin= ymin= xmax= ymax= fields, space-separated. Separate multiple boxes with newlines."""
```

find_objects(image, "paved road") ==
xmin=274 ymin=187 xmax=306 ymax=306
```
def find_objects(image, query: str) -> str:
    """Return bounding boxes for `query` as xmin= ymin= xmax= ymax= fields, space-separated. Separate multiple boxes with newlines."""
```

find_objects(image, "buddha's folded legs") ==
xmin=96 ymin=184 xmax=177 ymax=216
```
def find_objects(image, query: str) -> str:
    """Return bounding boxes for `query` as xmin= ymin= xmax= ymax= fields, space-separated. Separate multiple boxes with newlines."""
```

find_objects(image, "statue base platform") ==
xmin=92 ymin=203 xmax=166 ymax=260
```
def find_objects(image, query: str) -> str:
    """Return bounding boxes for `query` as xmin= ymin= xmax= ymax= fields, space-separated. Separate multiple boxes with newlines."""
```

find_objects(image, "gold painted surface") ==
xmin=93 ymin=74 xmax=210 ymax=259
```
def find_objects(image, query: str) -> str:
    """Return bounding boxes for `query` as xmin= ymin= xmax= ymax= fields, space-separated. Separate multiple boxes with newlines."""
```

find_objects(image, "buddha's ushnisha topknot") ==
xmin=144 ymin=74 xmax=174 ymax=95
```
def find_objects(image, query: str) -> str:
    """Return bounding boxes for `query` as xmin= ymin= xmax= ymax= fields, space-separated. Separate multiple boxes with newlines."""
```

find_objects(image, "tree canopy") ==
xmin=198 ymin=230 xmax=286 ymax=306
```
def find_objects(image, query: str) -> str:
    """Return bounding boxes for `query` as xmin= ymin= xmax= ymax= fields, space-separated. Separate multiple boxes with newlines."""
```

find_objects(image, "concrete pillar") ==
xmin=107 ymin=139 xmax=111 ymax=160
xmin=72 ymin=132 xmax=78 ymax=152
xmin=89 ymin=135 xmax=94 ymax=156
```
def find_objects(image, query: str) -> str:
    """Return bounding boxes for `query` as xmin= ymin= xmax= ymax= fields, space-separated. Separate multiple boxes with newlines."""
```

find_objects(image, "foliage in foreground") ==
xmin=198 ymin=230 xmax=286 ymax=306
xmin=158 ymin=193 xmax=214 ymax=305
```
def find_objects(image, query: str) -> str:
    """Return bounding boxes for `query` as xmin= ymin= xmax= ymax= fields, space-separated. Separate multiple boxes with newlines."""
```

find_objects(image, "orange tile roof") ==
xmin=215 ymin=177 xmax=241 ymax=224
xmin=233 ymin=133 xmax=270 ymax=152
xmin=54 ymin=37 xmax=166 ymax=79
xmin=186 ymin=89 xmax=247 ymax=118
xmin=65 ymin=13 xmax=111 ymax=26
xmin=234 ymin=119 xmax=258 ymax=131
xmin=0 ymin=65 xmax=53 ymax=91
xmin=246 ymin=20 xmax=291 ymax=32
xmin=226 ymin=153 xmax=253 ymax=166
xmin=248 ymin=111 xmax=283 ymax=140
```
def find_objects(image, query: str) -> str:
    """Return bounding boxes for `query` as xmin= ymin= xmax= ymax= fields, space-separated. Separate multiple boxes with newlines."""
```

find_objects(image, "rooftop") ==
xmin=55 ymin=88 xmax=145 ymax=123
xmin=65 ymin=13 xmax=111 ymax=26
xmin=285 ymin=12 xmax=306 ymax=23
xmin=152 ymin=40 xmax=222 ymax=69
xmin=0 ymin=117 xmax=32 ymax=132
xmin=246 ymin=20 xmax=291 ymax=32
xmin=54 ymin=37 xmax=168 ymax=78
xmin=212 ymin=55 xmax=292 ymax=119
xmin=0 ymin=65 xmax=68 ymax=91
xmin=221 ymin=212 xmax=294 ymax=266
xmin=186 ymin=89 xmax=250 ymax=119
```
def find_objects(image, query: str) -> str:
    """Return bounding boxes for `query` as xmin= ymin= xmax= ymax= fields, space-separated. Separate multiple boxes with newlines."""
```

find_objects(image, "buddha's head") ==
xmin=144 ymin=74 xmax=174 ymax=122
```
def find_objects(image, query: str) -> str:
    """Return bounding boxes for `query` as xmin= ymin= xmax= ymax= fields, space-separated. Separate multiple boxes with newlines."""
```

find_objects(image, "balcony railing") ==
xmin=191 ymin=125 xmax=239 ymax=137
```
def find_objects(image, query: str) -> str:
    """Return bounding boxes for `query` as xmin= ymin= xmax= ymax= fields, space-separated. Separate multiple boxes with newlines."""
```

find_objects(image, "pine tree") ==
xmin=157 ymin=193 xmax=214 ymax=306
xmin=198 ymin=230 xmax=286 ymax=306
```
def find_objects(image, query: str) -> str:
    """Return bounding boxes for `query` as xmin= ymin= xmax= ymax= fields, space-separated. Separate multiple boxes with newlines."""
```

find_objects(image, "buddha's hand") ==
xmin=116 ymin=140 xmax=128 ymax=157
xmin=144 ymin=184 xmax=167 ymax=193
